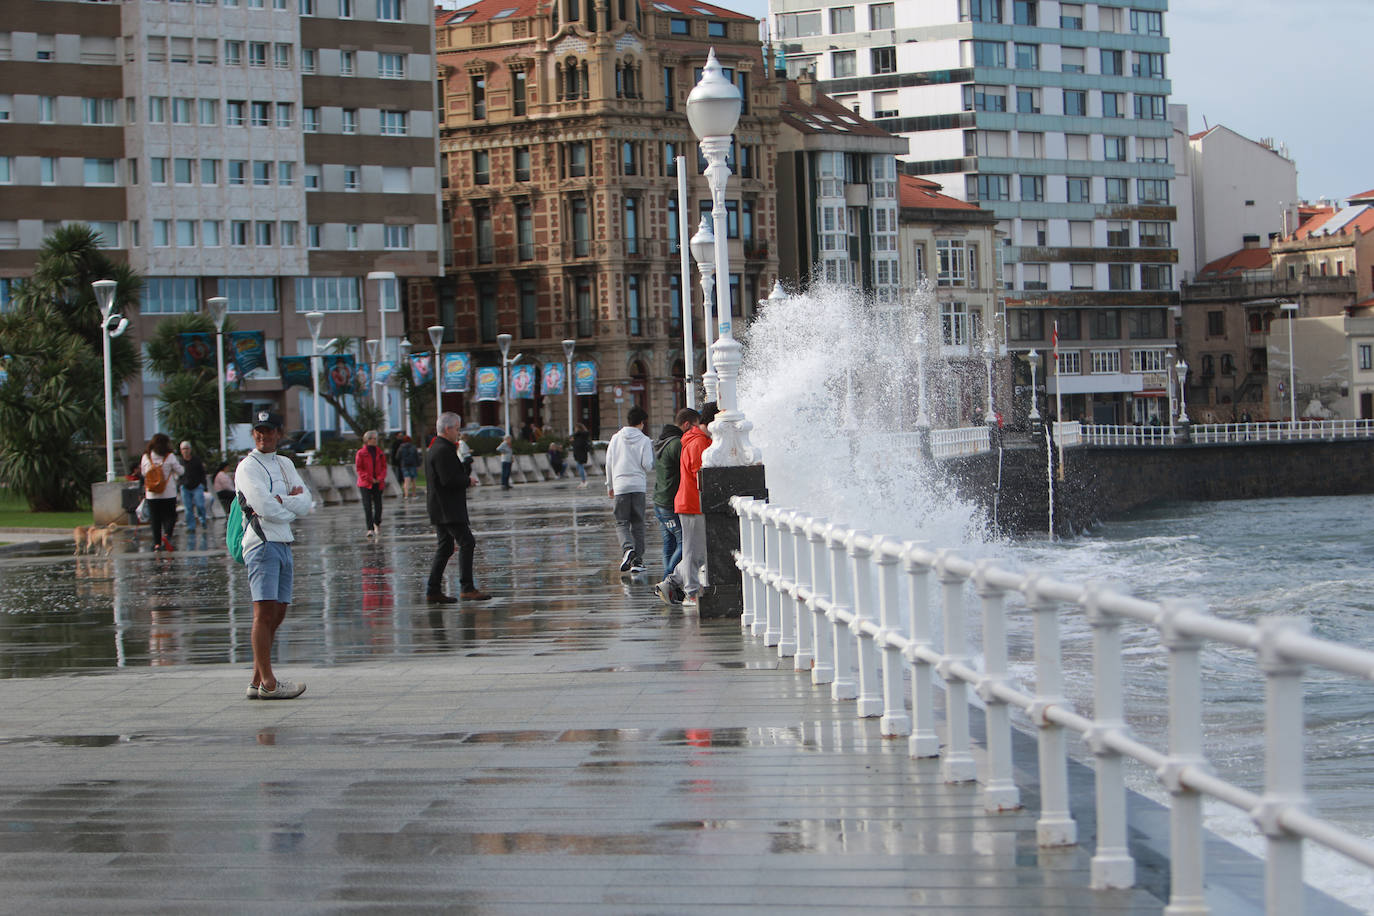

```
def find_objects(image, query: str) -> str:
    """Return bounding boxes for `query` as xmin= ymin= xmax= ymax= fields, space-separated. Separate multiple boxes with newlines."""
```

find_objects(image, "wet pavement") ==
xmin=0 ymin=480 xmax=1323 ymax=912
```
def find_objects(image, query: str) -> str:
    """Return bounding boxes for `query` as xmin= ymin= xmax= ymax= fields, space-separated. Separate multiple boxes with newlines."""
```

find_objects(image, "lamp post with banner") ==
xmin=92 ymin=280 xmax=129 ymax=482
xmin=427 ymin=325 xmax=444 ymax=432
xmin=306 ymin=311 xmax=325 ymax=452
xmin=562 ymin=339 xmax=576 ymax=436
xmin=398 ymin=338 xmax=412 ymax=438
xmin=207 ymin=296 xmax=229 ymax=460
xmin=366 ymin=271 xmax=395 ymax=431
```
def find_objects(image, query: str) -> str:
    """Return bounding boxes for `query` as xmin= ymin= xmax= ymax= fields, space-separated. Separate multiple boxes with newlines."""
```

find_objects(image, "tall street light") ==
xmin=92 ymin=280 xmax=127 ymax=482
xmin=207 ymin=296 xmax=229 ymax=459
xmin=398 ymin=338 xmax=412 ymax=438
xmin=367 ymin=271 xmax=395 ymax=431
xmin=689 ymin=216 xmax=718 ymax=404
xmin=366 ymin=337 xmax=379 ymax=405
xmin=1281 ymin=301 xmax=1299 ymax=430
xmin=688 ymin=49 xmax=758 ymax=466
xmin=1176 ymin=360 xmax=1190 ymax=424
xmin=427 ymin=324 xmax=444 ymax=432
xmin=305 ymin=310 xmax=325 ymax=452
xmin=982 ymin=326 xmax=997 ymax=424
xmin=1026 ymin=349 xmax=1041 ymax=421
xmin=496 ymin=332 xmax=522 ymax=435
xmin=562 ymin=339 xmax=576 ymax=436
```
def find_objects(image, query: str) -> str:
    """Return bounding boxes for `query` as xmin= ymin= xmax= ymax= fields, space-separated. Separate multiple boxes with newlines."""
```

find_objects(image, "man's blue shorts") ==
xmin=245 ymin=541 xmax=294 ymax=604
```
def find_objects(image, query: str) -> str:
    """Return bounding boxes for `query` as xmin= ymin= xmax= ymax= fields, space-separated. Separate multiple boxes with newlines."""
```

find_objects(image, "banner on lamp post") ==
xmin=541 ymin=362 xmax=565 ymax=396
xmin=475 ymin=366 xmax=501 ymax=401
xmin=279 ymin=355 xmax=312 ymax=390
xmin=178 ymin=332 xmax=215 ymax=370
xmin=573 ymin=360 xmax=597 ymax=396
xmin=374 ymin=359 xmax=395 ymax=386
xmin=227 ymin=331 xmax=266 ymax=377
xmin=409 ymin=352 xmax=433 ymax=386
xmin=323 ymin=354 xmax=356 ymax=396
xmin=510 ymin=363 xmax=535 ymax=400
xmin=441 ymin=352 xmax=471 ymax=393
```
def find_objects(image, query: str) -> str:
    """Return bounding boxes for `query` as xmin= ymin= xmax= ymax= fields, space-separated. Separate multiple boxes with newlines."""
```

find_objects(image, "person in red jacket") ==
xmin=655 ymin=403 xmax=715 ymax=608
xmin=354 ymin=429 xmax=388 ymax=538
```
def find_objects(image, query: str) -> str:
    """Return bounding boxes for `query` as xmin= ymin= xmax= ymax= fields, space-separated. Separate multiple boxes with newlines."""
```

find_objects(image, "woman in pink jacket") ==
xmin=354 ymin=430 xmax=388 ymax=538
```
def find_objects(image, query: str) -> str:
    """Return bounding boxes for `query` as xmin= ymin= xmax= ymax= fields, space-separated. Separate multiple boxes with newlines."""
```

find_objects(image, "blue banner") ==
xmin=510 ymin=364 xmax=535 ymax=400
xmin=323 ymin=353 xmax=356 ymax=396
xmin=574 ymin=360 xmax=597 ymax=396
xmin=374 ymin=359 xmax=396 ymax=387
xmin=179 ymin=332 xmax=215 ymax=370
xmin=279 ymin=355 xmax=312 ymax=390
xmin=442 ymin=352 xmax=470 ymax=393
xmin=227 ymin=330 xmax=266 ymax=377
xmin=475 ymin=366 xmax=501 ymax=401
xmin=409 ymin=352 xmax=433 ymax=387
xmin=541 ymin=361 xmax=566 ymax=396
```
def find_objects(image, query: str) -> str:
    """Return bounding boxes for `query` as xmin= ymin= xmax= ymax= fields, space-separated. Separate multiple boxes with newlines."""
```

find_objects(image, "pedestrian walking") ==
xmin=398 ymin=435 xmax=420 ymax=499
xmin=235 ymin=410 xmax=312 ymax=700
xmin=656 ymin=403 xmax=714 ymax=607
xmin=605 ymin=406 xmax=654 ymax=574
xmin=652 ymin=408 xmax=697 ymax=579
xmin=570 ymin=422 xmax=591 ymax=487
xmin=355 ymin=430 xmax=388 ymax=538
xmin=425 ymin=412 xmax=491 ymax=603
xmin=497 ymin=434 xmax=514 ymax=490
xmin=213 ymin=462 xmax=236 ymax=516
xmin=141 ymin=433 xmax=184 ymax=552
xmin=178 ymin=441 xmax=208 ymax=536
xmin=547 ymin=440 xmax=567 ymax=478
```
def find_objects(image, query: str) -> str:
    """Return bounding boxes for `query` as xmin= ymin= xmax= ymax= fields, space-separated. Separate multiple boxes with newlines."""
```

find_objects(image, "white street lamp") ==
xmin=305 ymin=311 xmax=326 ymax=452
xmin=562 ymin=338 xmax=576 ymax=436
xmin=1026 ymin=349 xmax=1041 ymax=421
xmin=689 ymin=216 xmax=718 ymax=404
xmin=207 ymin=296 xmax=229 ymax=460
xmin=688 ymin=49 xmax=758 ymax=466
xmin=398 ymin=338 xmax=412 ymax=438
xmin=496 ymin=332 xmax=521 ymax=435
xmin=365 ymin=337 xmax=379 ymax=406
xmin=1175 ymin=360 xmax=1190 ymax=424
xmin=428 ymin=324 xmax=445 ymax=432
xmin=983 ymin=326 xmax=997 ymax=424
xmin=1166 ymin=352 xmax=1177 ymax=438
xmin=367 ymin=271 xmax=395 ymax=431
xmin=92 ymin=280 xmax=123 ymax=482
xmin=1281 ymin=301 xmax=1299 ymax=431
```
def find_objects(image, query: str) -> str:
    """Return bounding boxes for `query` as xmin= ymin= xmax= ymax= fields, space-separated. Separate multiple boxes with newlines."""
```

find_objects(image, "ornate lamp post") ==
xmin=366 ymin=271 xmax=395 ymax=431
xmin=1175 ymin=360 xmax=1190 ymax=424
xmin=688 ymin=48 xmax=757 ymax=466
xmin=982 ymin=325 xmax=997 ymax=424
xmin=427 ymin=325 xmax=444 ymax=432
xmin=92 ymin=280 xmax=128 ymax=482
xmin=689 ymin=216 xmax=718 ymax=404
xmin=1026 ymin=349 xmax=1041 ymax=422
xmin=207 ymin=296 xmax=229 ymax=459
xmin=1166 ymin=352 xmax=1178 ymax=438
xmin=1280 ymin=301 xmax=1298 ymax=430
xmin=305 ymin=310 xmax=326 ymax=452
xmin=398 ymin=338 xmax=412 ymax=438
xmin=562 ymin=339 xmax=576 ymax=436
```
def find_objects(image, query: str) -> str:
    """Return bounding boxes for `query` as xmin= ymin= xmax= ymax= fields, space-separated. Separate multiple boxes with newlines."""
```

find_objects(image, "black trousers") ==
xmin=427 ymin=520 xmax=476 ymax=595
xmin=360 ymin=485 xmax=383 ymax=530
xmin=148 ymin=497 xmax=177 ymax=544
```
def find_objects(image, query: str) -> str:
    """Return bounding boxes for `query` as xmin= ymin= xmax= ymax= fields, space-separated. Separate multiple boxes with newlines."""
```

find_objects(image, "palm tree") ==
xmin=144 ymin=312 xmax=244 ymax=454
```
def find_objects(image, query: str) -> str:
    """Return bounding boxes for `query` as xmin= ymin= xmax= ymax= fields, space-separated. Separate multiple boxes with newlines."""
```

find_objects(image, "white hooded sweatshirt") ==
xmin=604 ymin=425 xmax=654 ymax=495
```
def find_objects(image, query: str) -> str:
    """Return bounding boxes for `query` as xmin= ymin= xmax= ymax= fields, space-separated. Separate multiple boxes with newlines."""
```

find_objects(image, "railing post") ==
xmin=762 ymin=510 xmax=781 ymax=646
xmin=775 ymin=511 xmax=797 ymax=658
xmin=748 ymin=508 xmax=767 ymax=636
xmin=902 ymin=543 xmax=939 ymax=758
xmin=935 ymin=550 xmax=976 ymax=782
xmin=735 ymin=498 xmax=757 ymax=633
xmin=789 ymin=515 xmax=813 ymax=672
xmin=828 ymin=523 xmax=858 ymax=702
xmin=1018 ymin=575 xmax=1077 ymax=847
xmin=807 ymin=518 xmax=834 ymax=685
xmin=1081 ymin=583 xmax=1132 ymax=887
xmin=1255 ymin=617 xmax=1309 ymax=916
xmin=1158 ymin=599 xmax=1210 ymax=916
xmin=848 ymin=531 xmax=883 ymax=717
xmin=972 ymin=561 xmax=1019 ymax=812
xmin=875 ymin=540 xmax=911 ymax=737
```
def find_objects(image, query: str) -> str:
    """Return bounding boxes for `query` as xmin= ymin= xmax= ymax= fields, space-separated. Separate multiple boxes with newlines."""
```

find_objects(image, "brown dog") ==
xmin=73 ymin=522 xmax=119 ymax=555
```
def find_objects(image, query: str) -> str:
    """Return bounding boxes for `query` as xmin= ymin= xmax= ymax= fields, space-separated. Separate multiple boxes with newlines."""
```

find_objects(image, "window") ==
xmin=1134 ymin=93 xmax=1166 ymax=120
xmin=84 ymin=158 xmax=117 ymax=185
xmin=1360 ymin=345 xmax=1372 ymax=371
xmin=380 ymin=53 xmax=405 ymax=79
xmin=174 ymin=157 xmax=195 ymax=184
xmin=1060 ymin=3 xmax=1082 ymax=29
xmin=514 ymin=70 xmax=527 ymax=116
xmin=224 ymin=41 xmax=242 ymax=65
xmin=1020 ymin=175 xmax=1044 ymax=202
xmin=1059 ymin=350 xmax=1082 ymax=374
xmin=1092 ymin=310 xmax=1121 ymax=340
xmin=1101 ymin=49 xmax=1123 ymax=76
xmin=384 ymin=225 xmax=411 ymax=250
xmin=79 ymin=97 xmax=116 ymax=126
xmin=226 ymin=100 xmax=246 ymax=126
xmin=198 ymin=99 xmax=218 ymax=125
xmin=380 ymin=111 xmax=408 ymax=135
xmin=307 ymin=225 xmax=321 ymax=248
xmin=1102 ymin=91 xmax=1124 ymax=118
xmin=941 ymin=301 xmax=970 ymax=346
xmin=1134 ymin=52 xmax=1165 ymax=79
xmin=670 ymin=18 xmax=690 ymax=34
xmin=253 ymin=160 xmax=272 ymax=187
xmin=303 ymin=108 xmax=319 ymax=132
xmin=473 ymin=150 xmax=490 ymax=185
xmin=341 ymin=50 xmax=355 ymax=75
xmin=219 ymin=278 xmax=279 ymax=314
xmin=344 ymin=167 xmax=360 ymax=191
xmin=202 ymin=221 xmax=221 ymax=247
xmin=197 ymin=38 xmax=217 ymax=65
xmin=1128 ymin=310 xmax=1167 ymax=339
xmin=295 ymin=277 xmax=361 ymax=312
xmin=176 ymin=220 xmax=196 ymax=247
xmin=832 ymin=50 xmax=856 ymax=78
xmin=377 ymin=0 xmax=403 ymax=21
xmin=1021 ymin=219 xmax=1047 ymax=246
xmin=346 ymin=225 xmax=359 ymax=249
xmin=1207 ymin=311 xmax=1225 ymax=336
xmin=965 ymin=0 xmax=1002 ymax=23
xmin=305 ymin=166 xmax=320 ymax=190
xmin=1014 ymin=0 xmax=1036 ymax=25
xmin=1137 ymin=179 xmax=1169 ymax=204
xmin=471 ymin=75 xmax=485 ymax=119
xmin=249 ymin=42 xmax=267 ymax=68
xmin=627 ymin=275 xmax=643 ymax=336
xmin=515 ymin=146 xmax=531 ymax=182
xmin=622 ymin=141 xmax=638 ymax=176
xmin=1014 ymin=43 xmax=1039 ymax=70
xmin=967 ymin=129 xmax=1009 ymax=156
xmin=201 ymin=158 xmax=219 ymax=185
xmin=777 ymin=11 xmax=821 ymax=37
xmin=1136 ymin=136 xmax=1168 ymax=163
xmin=967 ymin=85 xmax=1008 ymax=112
xmin=1104 ymin=136 xmax=1127 ymax=161
xmin=1105 ymin=177 xmax=1128 ymax=204
xmin=36 ymin=96 xmax=53 ymax=123
xmin=1070 ymin=263 xmax=1093 ymax=290
xmin=1108 ymin=264 xmax=1133 ymax=290
xmin=342 ymin=109 xmax=357 ymax=134
xmin=171 ymin=97 xmax=192 ymax=124
xmin=1106 ymin=221 xmax=1130 ymax=247
xmin=830 ymin=6 xmax=854 ymax=33
xmin=873 ymin=91 xmax=899 ymax=118
xmin=517 ymin=203 xmax=534 ymax=260
xmin=571 ymin=198 xmax=590 ymax=256
xmin=1066 ymin=133 xmax=1089 ymax=159
xmin=1130 ymin=9 xmax=1163 ymax=36
xmin=565 ymin=141 xmax=588 ymax=178
xmin=1138 ymin=221 xmax=1170 ymax=247
xmin=1066 ymin=177 xmax=1090 ymax=203
xmin=1016 ymin=88 xmax=1040 ymax=113
xmin=150 ymin=157 xmax=169 ymax=184
xmin=872 ymin=47 xmax=896 ymax=74
xmin=1091 ymin=350 xmax=1121 ymax=374
xmin=1140 ymin=265 xmax=1173 ymax=290
xmin=970 ymin=174 xmax=1010 ymax=201
xmin=1063 ymin=89 xmax=1086 ymax=116
xmin=972 ymin=40 xmax=1006 ymax=68
xmin=251 ymin=101 xmax=271 ymax=127
xmin=1012 ymin=309 xmax=1044 ymax=341
xmin=870 ymin=2 xmax=893 ymax=29
xmin=153 ymin=219 xmax=171 ymax=247
xmin=1023 ymin=263 xmax=1048 ymax=290
xmin=1061 ymin=47 xmax=1083 ymax=73
xmin=475 ymin=205 xmax=493 ymax=263
xmin=274 ymin=43 xmax=291 ymax=69
xmin=709 ymin=21 xmax=726 ymax=37
xmin=228 ymin=160 xmax=246 ymax=186
xmin=1018 ymin=130 xmax=1044 ymax=157
xmin=935 ymin=240 xmax=968 ymax=287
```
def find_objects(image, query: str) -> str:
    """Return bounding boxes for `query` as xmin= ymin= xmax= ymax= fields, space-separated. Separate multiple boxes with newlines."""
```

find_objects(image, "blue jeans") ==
xmin=181 ymin=484 xmax=206 ymax=532
xmin=654 ymin=505 xmax=681 ymax=575
xmin=501 ymin=460 xmax=513 ymax=489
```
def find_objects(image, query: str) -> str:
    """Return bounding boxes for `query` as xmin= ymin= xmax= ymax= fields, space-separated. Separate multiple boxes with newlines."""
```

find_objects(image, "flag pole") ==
xmin=1053 ymin=319 xmax=1064 ymax=481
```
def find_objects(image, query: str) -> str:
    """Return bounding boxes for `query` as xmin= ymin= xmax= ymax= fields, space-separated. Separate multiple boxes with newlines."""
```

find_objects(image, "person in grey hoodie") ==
xmin=605 ymin=406 xmax=655 ymax=573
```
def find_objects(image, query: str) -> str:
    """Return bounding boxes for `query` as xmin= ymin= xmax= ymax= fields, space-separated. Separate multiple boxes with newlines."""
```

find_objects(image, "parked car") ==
xmin=462 ymin=425 xmax=507 ymax=441
xmin=284 ymin=429 xmax=344 ymax=453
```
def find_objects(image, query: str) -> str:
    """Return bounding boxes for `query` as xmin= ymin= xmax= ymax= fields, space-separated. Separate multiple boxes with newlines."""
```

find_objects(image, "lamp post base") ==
xmin=697 ymin=464 xmax=767 ymax=619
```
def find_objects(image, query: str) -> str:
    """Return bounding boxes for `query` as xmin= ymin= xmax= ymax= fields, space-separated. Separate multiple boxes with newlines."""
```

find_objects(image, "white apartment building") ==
xmin=769 ymin=0 xmax=1180 ymax=424
xmin=1187 ymin=124 xmax=1298 ymax=276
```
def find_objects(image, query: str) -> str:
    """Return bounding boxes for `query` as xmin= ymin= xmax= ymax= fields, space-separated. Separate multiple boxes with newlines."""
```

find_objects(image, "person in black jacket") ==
xmin=425 ymin=412 xmax=491 ymax=603
xmin=570 ymin=422 xmax=591 ymax=488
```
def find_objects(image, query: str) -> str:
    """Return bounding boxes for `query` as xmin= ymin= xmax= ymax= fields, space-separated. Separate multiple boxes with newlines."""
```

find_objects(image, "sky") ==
xmin=714 ymin=0 xmax=1372 ymax=203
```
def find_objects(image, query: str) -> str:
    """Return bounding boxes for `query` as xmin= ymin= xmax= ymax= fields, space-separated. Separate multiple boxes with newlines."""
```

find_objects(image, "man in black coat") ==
xmin=425 ymin=411 xmax=491 ymax=603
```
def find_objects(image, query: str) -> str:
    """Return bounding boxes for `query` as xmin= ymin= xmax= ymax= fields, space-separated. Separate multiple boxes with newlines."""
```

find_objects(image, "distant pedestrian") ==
xmin=236 ymin=410 xmax=312 ymax=700
xmin=605 ymin=406 xmax=654 ymax=574
xmin=425 ymin=411 xmax=491 ymax=603
xmin=520 ymin=419 xmax=536 ymax=443
xmin=547 ymin=440 xmax=567 ymax=478
xmin=355 ymin=429 xmax=387 ymax=538
xmin=398 ymin=435 xmax=420 ymax=499
xmin=389 ymin=435 xmax=406 ymax=489
xmin=570 ymin=422 xmax=591 ymax=487
xmin=141 ymin=433 xmax=184 ymax=552
xmin=497 ymin=434 xmax=514 ymax=490
xmin=656 ymin=403 xmax=714 ymax=608
xmin=213 ymin=462 xmax=236 ymax=516
xmin=652 ymin=408 xmax=697 ymax=580
xmin=178 ymin=440 xmax=208 ymax=536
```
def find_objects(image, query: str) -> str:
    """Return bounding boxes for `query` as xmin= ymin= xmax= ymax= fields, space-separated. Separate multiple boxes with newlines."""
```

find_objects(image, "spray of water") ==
xmin=738 ymin=280 xmax=996 ymax=549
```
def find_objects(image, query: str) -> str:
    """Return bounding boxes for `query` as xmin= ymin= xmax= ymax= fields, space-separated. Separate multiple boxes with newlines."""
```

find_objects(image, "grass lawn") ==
xmin=0 ymin=492 xmax=93 ymax=529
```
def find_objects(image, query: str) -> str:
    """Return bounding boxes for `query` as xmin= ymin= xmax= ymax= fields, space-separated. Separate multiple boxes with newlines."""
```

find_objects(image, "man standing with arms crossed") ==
xmin=605 ymin=406 xmax=654 ymax=574
xmin=426 ymin=412 xmax=492 ymax=603
xmin=237 ymin=410 xmax=312 ymax=700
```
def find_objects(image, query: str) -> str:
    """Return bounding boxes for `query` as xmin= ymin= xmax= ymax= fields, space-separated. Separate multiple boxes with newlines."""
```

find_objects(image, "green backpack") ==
xmin=226 ymin=493 xmax=248 ymax=564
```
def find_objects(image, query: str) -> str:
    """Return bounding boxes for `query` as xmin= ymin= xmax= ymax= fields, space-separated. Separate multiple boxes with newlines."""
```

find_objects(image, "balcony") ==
xmin=1180 ymin=274 xmax=1356 ymax=303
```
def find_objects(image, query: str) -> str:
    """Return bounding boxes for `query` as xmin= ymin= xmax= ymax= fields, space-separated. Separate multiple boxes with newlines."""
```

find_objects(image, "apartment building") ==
xmin=0 ymin=0 xmax=440 ymax=445
xmin=1187 ymin=124 xmax=1297 ymax=275
xmin=770 ymin=0 xmax=1180 ymax=424
xmin=425 ymin=0 xmax=781 ymax=436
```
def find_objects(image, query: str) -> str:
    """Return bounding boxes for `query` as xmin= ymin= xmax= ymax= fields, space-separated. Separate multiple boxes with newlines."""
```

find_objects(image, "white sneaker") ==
xmin=258 ymin=679 xmax=306 ymax=700
xmin=681 ymin=594 xmax=698 ymax=609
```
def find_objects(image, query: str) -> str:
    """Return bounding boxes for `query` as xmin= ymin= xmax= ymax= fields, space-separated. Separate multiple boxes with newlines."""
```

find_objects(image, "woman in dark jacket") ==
xmin=570 ymin=423 xmax=591 ymax=488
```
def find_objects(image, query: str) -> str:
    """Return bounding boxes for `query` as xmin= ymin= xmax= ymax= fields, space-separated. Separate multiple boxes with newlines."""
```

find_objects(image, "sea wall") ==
xmin=944 ymin=437 xmax=1374 ymax=536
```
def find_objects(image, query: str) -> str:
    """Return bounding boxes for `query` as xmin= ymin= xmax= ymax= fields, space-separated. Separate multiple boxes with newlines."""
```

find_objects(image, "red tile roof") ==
xmin=1196 ymin=246 xmax=1271 ymax=279
xmin=1348 ymin=189 xmax=1374 ymax=204
xmin=1293 ymin=205 xmax=1374 ymax=240
xmin=778 ymin=80 xmax=894 ymax=139
xmin=1189 ymin=127 xmax=1216 ymax=142
xmin=435 ymin=0 xmax=754 ymax=25
xmin=899 ymin=173 xmax=981 ymax=212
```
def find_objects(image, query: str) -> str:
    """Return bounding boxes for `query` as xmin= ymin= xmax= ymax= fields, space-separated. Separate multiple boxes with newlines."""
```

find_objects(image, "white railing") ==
xmin=1052 ymin=419 xmax=1082 ymax=447
xmin=731 ymin=495 xmax=1374 ymax=915
xmin=1190 ymin=420 xmax=1374 ymax=444
xmin=1080 ymin=424 xmax=1177 ymax=446
xmin=930 ymin=425 xmax=991 ymax=458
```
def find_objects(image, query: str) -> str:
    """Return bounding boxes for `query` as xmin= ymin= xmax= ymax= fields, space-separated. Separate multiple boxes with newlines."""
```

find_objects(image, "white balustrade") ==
xmin=731 ymin=494 xmax=1374 ymax=914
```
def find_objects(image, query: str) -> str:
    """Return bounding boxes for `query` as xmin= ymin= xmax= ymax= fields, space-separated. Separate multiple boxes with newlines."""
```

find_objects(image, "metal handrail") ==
xmin=731 ymin=495 xmax=1374 ymax=914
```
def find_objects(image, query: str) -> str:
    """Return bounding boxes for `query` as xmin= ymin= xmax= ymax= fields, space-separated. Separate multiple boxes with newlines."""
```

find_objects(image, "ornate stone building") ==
xmin=423 ymin=0 xmax=781 ymax=436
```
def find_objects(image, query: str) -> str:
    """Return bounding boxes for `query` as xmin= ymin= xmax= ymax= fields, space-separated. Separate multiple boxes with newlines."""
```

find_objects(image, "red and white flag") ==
xmin=1052 ymin=320 xmax=1059 ymax=366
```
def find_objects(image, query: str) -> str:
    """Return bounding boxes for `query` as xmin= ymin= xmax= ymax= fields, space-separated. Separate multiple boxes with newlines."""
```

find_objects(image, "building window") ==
xmin=941 ymin=301 xmax=970 ymax=346
xmin=1128 ymin=310 xmax=1167 ymax=339
xmin=1101 ymin=49 xmax=1123 ymax=76
xmin=200 ymin=159 xmax=218 ymax=185
xmin=936 ymin=240 xmax=967 ymax=287
xmin=1011 ymin=309 xmax=1043 ymax=341
xmin=871 ymin=46 xmax=896 ymax=74
xmin=832 ymin=50 xmax=856 ymax=78
xmin=473 ymin=150 xmax=490 ymax=185
xmin=377 ymin=0 xmax=403 ymax=21
xmin=380 ymin=52 xmax=405 ymax=79
xmin=1134 ymin=93 xmax=1166 ymax=120
xmin=513 ymin=70 xmax=527 ymax=116
xmin=624 ymin=197 xmax=640 ymax=253
xmin=870 ymin=2 xmax=894 ymax=29
xmin=662 ymin=66 xmax=674 ymax=111
xmin=1140 ymin=265 xmax=1173 ymax=290
xmin=970 ymin=174 xmax=1010 ymax=201
xmin=517 ymin=203 xmax=534 ymax=260
xmin=1137 ymin=179 xmax=1169 ymax=205
xmin=380 ymin=111 xmax=407 ymax=135
xmin=571 ymin=198 xmax=590 ymax=257
xmin=1016 ymin=88 xmax=1040 ymax=113
xmin=972 ymin=40 xmax=1006 ymax=68
xmin=1130 ymin=9 xmax=1163 ymax=36
xmin=253 ymin=160 xmax=273 ymax=187
xmin=1014 ymin=43 xmax=1039 ymax=70
xmin=518 ymin=279 xmax=537 ymax=339
xmin=384 ymin=225 xmax=410 ymax=250
xmin=1020 ymin=175 xmax=1044 ymax=202
xmin=341 ymin=50 xmax=355 ymax=75
xmin=1013 ymin=0 xmax=1037 ymax=25
xmin=1138 ymin=221 xmax=1170 ymax=247
xmin=471 ymin=75 xmax=485 ymax=118
xmin=1092 ymin=310 xmax=1121 ymax=339
xmin=1360 ymin=344 xmax=1372 ymax=371
xmin=1090 ymin=350 xmax=1121 ymax=374
xmin=230 ymin=220 xmax=249 ymax=247
xmin=1134 ymin=52 xmax=1165 ymax=79
xmin=249 ymin=42 xmax=267 ymax=68
xmin=1106 ymin=220 xmax=1130 ymax=247
xmin=515 ymin=146 xmax=531 ymax=182
xmin=1103 ymin=92 xmax=1124 ymax=118
xmin=251 ymin=101 xmax=271 ymax=127
xmin=564 ymin=142 xmax=588 ymax=178
xmin=295 ymin=277 xmax=361 ymax=312
xmin=830 ymin=6 xmax=854 ymax=33
xmin=1060 ymin=3 xmax=1082 ymax=29
xmin=1023 ymin=263 xmax=1048 ymax=290
xmin=1066 ymin=176 xmax=1090 ymax=203
xmin=627 ymin=275 xmax=642 ymax=336
xmin=670 ymin=17 xmax=689 ymax=34
xmin=964 ymin=0 xmax=1002 ymax=24
xmin=1106 ymin=178 xmax=1128 ymax=204
xmin=1103 ymin=136 xmax=1127 ymax=161
xmin=342 ymin=108 xmax=357 ymax=134
xmin=1063 ymin=89 xmax=1087 ymax=116
xmin=1059 ymin=350 xmax=1082 ymax=374
xmin=1108 ymin=264 xmax=1133 ymax=290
